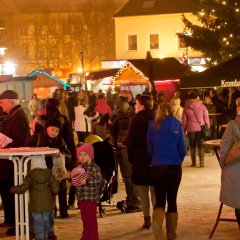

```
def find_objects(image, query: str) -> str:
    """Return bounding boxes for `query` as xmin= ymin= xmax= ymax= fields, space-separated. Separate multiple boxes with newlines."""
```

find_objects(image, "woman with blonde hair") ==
xmin=147 ymin=102 xmax=186 ymax=240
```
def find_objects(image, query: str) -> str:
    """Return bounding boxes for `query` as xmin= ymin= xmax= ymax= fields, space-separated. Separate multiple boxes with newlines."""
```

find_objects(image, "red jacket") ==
xmin=94 ymin=99 xmax=112 ymax=116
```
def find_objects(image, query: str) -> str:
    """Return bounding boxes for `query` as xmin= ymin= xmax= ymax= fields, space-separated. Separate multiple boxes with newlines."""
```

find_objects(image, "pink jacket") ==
xmin=182 ymin=100 xmax=210 ymax=132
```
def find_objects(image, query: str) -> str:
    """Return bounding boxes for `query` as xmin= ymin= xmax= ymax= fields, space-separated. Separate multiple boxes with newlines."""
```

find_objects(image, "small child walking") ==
xmin=10 ymin=156 xmax=59 ymax=240
xmin=73 ymin=143 xmax=102 ymax=240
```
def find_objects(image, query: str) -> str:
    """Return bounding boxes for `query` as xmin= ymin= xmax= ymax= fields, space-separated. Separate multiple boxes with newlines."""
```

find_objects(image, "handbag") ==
xmin=200 ymin=124 xmax=210 ymax=140
xmin=224 ymin=120 xmax=240 ymax=166
xmin=191 ymin=108 xmax=210 ymax=140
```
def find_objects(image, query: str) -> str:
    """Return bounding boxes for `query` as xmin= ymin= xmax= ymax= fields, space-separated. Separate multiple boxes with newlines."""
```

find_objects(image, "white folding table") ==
xmin=0 ymin=147 xmax=59 ymax=240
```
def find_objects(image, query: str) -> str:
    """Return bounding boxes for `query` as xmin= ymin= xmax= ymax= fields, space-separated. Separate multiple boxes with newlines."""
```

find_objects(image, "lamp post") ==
xmin=0 ymin=47 xmax=7 ymax=75
xmin=79 ymin=51 xmax=87 ymax=91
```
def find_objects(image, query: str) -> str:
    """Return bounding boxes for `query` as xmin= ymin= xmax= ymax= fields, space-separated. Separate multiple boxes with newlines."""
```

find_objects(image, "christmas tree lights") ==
xmin=178 ymin=0 xmax=240 ymax=65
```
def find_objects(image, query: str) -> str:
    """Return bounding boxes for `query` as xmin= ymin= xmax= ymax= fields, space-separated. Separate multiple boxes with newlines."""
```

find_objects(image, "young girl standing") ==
xmin=74 ymin=143 xmax=102 ymax=240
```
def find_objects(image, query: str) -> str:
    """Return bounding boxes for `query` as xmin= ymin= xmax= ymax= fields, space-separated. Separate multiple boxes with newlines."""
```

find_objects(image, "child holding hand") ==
xmin=73 ymin=143 xmax=102 ymax=240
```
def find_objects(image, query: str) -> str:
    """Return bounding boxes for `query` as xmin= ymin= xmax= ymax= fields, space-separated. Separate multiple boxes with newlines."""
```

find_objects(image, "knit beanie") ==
xmin=45 ymin=118 xmax=62 ymax=130
xmin=77 ymin=143 xmax=94 ymax=160
xmin=31 ymin=156 xmax=47 ymax=170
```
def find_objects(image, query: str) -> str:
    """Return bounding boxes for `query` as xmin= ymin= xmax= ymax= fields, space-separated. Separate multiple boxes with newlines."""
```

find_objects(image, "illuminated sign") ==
xmin=221 ymin=79 xmax=240 ymax=87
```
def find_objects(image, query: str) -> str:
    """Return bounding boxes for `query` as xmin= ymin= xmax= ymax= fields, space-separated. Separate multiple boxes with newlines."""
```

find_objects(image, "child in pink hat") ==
xmin=74 ymin=143 xmax=102 ymax=240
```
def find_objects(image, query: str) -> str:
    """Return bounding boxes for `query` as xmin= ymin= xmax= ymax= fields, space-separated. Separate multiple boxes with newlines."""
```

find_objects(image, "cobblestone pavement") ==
xmin=0 ymin=153 xmax=240 ymax=239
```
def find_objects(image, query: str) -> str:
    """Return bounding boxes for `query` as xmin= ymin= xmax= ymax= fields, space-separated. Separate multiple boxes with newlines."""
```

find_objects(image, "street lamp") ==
xmin=0 ymin=47 xmax=7 ymax=75
xmin=79 ymin=51 xmax=87 ymax=91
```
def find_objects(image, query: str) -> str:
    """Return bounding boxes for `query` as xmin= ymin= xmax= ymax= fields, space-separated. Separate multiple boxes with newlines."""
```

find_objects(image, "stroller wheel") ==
xmin=99 ymin=208 xmax=106 ymax=218
xmin=116 ymin=200 xmax=127 ymax=213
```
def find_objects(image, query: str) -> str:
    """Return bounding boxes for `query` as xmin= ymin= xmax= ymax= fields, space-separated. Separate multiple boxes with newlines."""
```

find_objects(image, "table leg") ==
xmin=11 ymin=156 xmax=32 ymax=240
xmin=23 ymin=157 xmax=32 ymax=240
xmin=209 ymin=202 xmax=223 ymax=239
xmin=11 ymin=156 xmax=20 ymax=240
xmin=209 ymin=202 xmax=238 ymax=239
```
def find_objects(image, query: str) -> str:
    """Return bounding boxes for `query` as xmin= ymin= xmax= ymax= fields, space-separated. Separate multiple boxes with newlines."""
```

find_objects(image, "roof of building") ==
xmin=127 ymin=57 xmax=189 ymax=80
xmin=28 ymin=69 xmax=70 ymax=89
xmin=114 ymin=0 xmax=196 ymax=17
xmin=0 ymin=75 xmax=36 ymax=82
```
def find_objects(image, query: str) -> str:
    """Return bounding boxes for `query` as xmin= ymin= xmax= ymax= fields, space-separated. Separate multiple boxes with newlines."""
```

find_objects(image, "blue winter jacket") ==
xmin=147 ymin=116 xmax=186 ymax=166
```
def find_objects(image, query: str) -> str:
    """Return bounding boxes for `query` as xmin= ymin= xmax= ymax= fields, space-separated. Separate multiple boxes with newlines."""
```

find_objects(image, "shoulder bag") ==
xmin=224 ymin=120 xmax=240 ymax=166
xmin=191 ymin=108 xmax=210 ymax=140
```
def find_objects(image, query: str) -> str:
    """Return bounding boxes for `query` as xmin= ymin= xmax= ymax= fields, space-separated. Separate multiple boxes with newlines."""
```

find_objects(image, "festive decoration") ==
xmin=28 ymin=69 xmax=71 ymax=90
xmin=178 ymin=0 xmax=240 ymax=65
xmin=111 ymin=61 xmax=149 ymax=86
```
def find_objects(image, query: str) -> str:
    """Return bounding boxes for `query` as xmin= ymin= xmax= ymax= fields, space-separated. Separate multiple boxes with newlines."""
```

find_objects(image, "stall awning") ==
xmin=86 ymin=68 xmax=120 ymax=80
xmin=180 ymin=55 xmax=240 ymax=89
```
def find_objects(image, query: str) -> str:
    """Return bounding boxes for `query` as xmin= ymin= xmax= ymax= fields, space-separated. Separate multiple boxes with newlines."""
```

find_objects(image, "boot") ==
xmin=166 ymin=212 xmax=178 ymax=240
xmin=152 ymin=208 xmax=166 ymax=240
xmin=190 ymin=149 xmax=196 ymax=167
xmin=142 ymin=216 xmax=151 ymax=229
xmin=199 ymin=158 xmax=204 ymax=167
xmin=198 ymin=148 xmax=204 ymax=167
xmin=235 ymin=209 xmax=240 ymax=229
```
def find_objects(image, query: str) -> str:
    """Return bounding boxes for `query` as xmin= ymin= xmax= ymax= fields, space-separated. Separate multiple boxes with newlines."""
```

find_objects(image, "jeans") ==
xmin=68 ymin=185 xmax=76 ymax=206
xmin=117 ymin=146 xmax=140 ymax=207
xmin=0 ymin=179 xmax=15 ymax=225
xmin=48 ymin=209 xmax=55 ymax=236
xmin=32 ymin=212 xmax=50 ymax=240
xmin=58 ymin=179 xmax=68 ymax=217
xmin=134 ymin=185 xmax=155 ymax=217
xmin=188 ymin=131 xmax=205 ymax=165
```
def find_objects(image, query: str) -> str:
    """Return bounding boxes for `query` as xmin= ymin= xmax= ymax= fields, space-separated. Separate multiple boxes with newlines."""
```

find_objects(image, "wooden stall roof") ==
xmin=28 ymin=69 xmax=70 ymax=89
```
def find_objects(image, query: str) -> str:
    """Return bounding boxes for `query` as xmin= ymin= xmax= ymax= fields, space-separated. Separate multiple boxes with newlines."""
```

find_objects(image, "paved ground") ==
xmin=0 ymin=153 xmax=240 ymax=240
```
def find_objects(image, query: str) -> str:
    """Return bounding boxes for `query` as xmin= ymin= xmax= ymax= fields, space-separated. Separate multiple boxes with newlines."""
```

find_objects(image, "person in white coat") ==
xmin=170 ymin=97 xmax=183 ymax=123
xmin=74 ymin=99 xmax=91 ymax=143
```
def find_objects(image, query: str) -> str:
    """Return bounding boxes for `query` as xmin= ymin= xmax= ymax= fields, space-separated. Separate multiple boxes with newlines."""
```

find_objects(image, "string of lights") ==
xmin=178 ymin=0 xmax=240 ymax=65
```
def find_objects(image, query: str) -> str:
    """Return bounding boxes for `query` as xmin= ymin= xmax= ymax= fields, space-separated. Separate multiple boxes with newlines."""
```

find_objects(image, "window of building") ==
xmin=22 ymin=44 xmax=29 ymax=58
xmin=20 ymin=25 xmax=28 ymax=36
xmin=142 ymin=0 xmax=155 ymax=9
xmin=178 ymin=36 xmax=187 ymax=49
xmin=128 ymin=34 xmax=137 ymax=51
xmin=149 ymin=34 xmax=159 ymax=50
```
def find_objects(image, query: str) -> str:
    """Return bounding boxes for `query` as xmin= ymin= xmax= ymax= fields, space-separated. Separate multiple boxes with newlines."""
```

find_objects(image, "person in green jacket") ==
xmin=11 ymin=155 xmax=59 ymax=240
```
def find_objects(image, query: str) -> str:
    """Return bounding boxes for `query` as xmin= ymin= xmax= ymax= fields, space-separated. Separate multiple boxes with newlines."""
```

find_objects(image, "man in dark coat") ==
xmin=0 ymin=90 xmax=30 ymax=235
xmin=110 ymin=92 xmax=141 ymax=213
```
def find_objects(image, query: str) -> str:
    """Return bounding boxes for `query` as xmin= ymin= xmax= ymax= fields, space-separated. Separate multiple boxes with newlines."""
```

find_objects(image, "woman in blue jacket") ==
xmin=147 ymin=102 xmax=186 ymax=240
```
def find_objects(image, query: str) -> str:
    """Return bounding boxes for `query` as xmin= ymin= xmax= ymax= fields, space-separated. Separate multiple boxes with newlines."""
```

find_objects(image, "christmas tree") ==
xmin=179 ymin=0 xmax=240 ymax=65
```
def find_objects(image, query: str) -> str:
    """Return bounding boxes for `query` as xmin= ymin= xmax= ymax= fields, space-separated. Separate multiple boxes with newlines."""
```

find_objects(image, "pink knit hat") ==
xmin=77 ymin=143 xmax=94 ymax=160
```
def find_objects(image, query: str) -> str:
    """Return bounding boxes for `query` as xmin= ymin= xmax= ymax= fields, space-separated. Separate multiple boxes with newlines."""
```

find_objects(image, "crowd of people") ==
xmin=0 ymin=86 xmax=239 ymax=240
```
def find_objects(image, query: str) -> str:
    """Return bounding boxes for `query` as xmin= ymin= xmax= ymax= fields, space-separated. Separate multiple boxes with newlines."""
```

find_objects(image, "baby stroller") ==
xmin=92 ymin=140 xmax=118 ymax=217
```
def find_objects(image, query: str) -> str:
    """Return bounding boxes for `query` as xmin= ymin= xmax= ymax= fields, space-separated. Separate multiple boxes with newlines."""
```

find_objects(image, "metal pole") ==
xmin=80 ymin=52 xmax=86 ymax=90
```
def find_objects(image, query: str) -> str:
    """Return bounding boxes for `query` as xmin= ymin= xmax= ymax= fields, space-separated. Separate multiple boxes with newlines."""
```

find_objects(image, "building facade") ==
xmin=114 ymin=0 xmax=204 ymax=71
xmin=0 ymin=0 xmax=127 ymax=76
